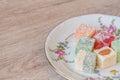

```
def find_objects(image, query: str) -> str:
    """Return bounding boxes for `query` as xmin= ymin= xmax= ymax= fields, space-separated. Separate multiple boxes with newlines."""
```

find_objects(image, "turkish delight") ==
xmin=112 ymin=40 xmax=120 ymax=63
xmin=75 ymin=37 xmax=95 ymax=55
xmin=94 ymin=46 xmax=117 ymax=69
xmin=75 ymin=50 xmax=96 ymax=73
xmin=74 ymin=24 xmax=96 ymax=42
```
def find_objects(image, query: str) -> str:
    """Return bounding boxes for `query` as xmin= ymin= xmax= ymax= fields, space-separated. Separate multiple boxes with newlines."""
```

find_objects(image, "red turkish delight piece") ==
xmin=93 ymin=30 xmax=115 ymax=49
xmin=94 ymin=39 xmax=104 ymax=49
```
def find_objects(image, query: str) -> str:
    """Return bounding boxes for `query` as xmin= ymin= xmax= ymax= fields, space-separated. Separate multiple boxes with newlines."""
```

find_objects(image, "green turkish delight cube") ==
xmin=75 ymin=37 xmax=95 ymax=54
xmin=111 ymin=40 xmax=120 ymax=63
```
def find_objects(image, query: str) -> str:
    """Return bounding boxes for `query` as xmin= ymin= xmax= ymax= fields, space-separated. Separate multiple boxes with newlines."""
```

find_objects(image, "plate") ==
xmin=45 ymin=14 xmax=120 ymax=80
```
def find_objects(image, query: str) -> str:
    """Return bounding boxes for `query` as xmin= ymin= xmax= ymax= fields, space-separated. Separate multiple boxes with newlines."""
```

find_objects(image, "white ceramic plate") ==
xmin=45 ymin=14 xmax=120 ymax=80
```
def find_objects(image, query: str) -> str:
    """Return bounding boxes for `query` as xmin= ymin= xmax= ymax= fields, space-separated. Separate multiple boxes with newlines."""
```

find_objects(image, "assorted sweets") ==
xmin=74 ymin=24 xmax=120 ymax=73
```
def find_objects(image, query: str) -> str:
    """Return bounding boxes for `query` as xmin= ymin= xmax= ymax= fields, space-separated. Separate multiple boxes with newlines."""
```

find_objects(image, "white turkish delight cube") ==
xmin=75 ymin=50 xmax=96 ymax=73
xmin=94 ymin=46 xmax=117 ymax=69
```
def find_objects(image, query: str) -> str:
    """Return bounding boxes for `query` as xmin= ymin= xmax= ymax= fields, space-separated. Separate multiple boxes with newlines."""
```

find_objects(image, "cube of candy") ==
xmin=75 ymin=50 xmax=96 ymax=73
xmin=94 ymin=46 xmax=117 ymax=69
xmin=94 ymin=30 xmax=115 ymax=49
xmin=74 ymin=24 xmax=96 ymax=42
xmin=112 ymin=40 xmax=120 ymax=63
xmin=75 ymin=37 xmax=95 ymax=54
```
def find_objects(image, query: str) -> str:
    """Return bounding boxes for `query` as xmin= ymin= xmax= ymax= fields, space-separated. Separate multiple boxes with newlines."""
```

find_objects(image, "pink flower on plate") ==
xmin=55 ymin=49 xmax=66 ymax=55
xmin=55 ymin=49 xmax=66 ymax=60
xmin=107 ymin=25 xmax=116 ymax=35
xmin=87 ymin=77 xmax=96 ymax=80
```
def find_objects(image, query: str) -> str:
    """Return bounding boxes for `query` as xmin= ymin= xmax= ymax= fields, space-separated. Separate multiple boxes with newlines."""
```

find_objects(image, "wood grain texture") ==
xmin=0 ymin=0 xmax=120 ymax=80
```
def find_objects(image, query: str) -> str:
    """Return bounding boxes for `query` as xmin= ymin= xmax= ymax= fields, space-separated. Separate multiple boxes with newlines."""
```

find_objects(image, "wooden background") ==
xmin=0 ymin=0 xmax=120 ymax=80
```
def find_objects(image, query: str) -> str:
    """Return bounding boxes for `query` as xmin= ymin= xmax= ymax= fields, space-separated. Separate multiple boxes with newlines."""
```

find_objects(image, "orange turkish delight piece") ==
xmin=74 ymin=24 xmax=96 ymax=42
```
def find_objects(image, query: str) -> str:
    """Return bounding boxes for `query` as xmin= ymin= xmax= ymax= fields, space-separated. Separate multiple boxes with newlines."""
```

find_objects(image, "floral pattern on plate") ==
xmin=49 ymin=41 xmax=74 ymax=63
xmin=88 ymin=70 xmax=120 ymax=80
xmin=98 ymin=16 xmax=120 ymax=39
